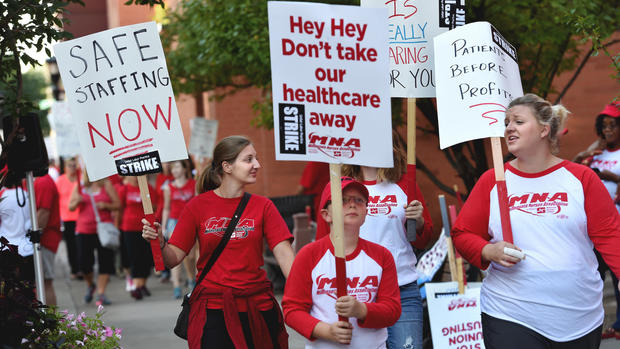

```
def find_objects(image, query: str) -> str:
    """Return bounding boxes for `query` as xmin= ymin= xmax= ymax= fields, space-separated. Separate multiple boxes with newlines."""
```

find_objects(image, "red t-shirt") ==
xmin=34 ymin=175 xmax=62 ymax=253
xmin=118 ymin=183 xmax=159 ymax=232
xmin=169 ymin=178 xmax=196 ymax=219
xmin=76 ymin=186 xmax=114 ymax=234
xmin=168 ymin=191 xmax=293 ymax=311
xmin=55 ymin=174 xmax=79 ymax=222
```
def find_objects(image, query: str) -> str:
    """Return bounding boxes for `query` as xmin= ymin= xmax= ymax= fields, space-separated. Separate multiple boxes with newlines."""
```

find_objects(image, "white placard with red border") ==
xmin=361 ymin=0 xmax=465 ymax=97
xmin=268 ymin=2 xmax=393 ymax=167
xmin=53 ymin=21 xmax=187 ymax=181
xmin=49 ymin=101 xmax=82 ymax=157
xmin=434 ymin=21 xmax=523 ymax=149
xmin=426 ymin=282 xmax=485 ymax=349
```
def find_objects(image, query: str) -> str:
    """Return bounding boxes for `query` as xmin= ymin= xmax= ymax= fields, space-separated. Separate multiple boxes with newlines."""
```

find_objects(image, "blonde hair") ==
xmin=342 ymin=130 xmax=406 ymax=183
xmin=195 ymin=135 xmax=252 ymax=194
xmin=508 ymin=93 xmax=570 ymax=154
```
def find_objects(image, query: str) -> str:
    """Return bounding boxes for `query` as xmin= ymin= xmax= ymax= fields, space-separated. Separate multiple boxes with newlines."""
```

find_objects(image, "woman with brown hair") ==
xmin=143 ymin=135 xmax=295 ymax=349
xmin=69 ymin=170 xmax=120 ymax=306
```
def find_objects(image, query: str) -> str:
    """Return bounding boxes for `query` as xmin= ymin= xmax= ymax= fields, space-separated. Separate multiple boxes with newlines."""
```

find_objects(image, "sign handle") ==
xmin=137 ymin=175 xmax=165 ymax=271
xmin=453 ymin=184 xmax=464 ymax=209
xmin=491 ymin=137 xmax=514 ymax=244
xmin=438 ymin=195 xmax=457 ymax=282
xmin=406 ymin=98 xmax=417 ymax=241
xmin=329 ymin=163 xmax=348 ymax=322
xmin=449 ymin=204 xmax=466 ymax=294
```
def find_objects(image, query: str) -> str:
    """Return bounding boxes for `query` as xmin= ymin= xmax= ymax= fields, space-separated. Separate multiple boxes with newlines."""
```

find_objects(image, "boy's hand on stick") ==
xmin=142 ymin=218 xmax=164 ymax=249
xmin=328 ymin=321 xmax=353 ymax=344
xmin=335 ymin=295 xmax=367 ymax=320
xmin=481 ymin=241 xmax=523 ymax=267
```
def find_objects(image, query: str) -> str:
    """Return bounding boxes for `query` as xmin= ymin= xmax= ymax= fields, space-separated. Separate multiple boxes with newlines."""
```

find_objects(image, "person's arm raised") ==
xmin=141 ymin=218 xmax=186 ymax=268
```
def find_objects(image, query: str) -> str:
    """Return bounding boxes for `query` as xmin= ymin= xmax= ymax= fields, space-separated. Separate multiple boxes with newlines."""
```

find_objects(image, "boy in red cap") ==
xmin=282 ymin=177 xmax=400 ymax=348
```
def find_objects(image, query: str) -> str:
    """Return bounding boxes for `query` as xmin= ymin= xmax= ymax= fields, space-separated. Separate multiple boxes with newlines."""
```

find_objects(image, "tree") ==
xmin=160 ymin=0 xmax=619 ymax=196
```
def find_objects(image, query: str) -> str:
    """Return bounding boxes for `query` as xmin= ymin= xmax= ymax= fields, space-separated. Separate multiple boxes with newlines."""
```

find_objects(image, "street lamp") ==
xmin=46 ymin=57 xmax=64 ymax=101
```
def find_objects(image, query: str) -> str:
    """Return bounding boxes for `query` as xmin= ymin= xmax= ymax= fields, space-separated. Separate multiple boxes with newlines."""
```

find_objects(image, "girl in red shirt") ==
xmin=118 ymin=176 xmax=158 ymax=300
xmin=143 ymin=136 xmax=295 ymax=349
xmin=162 ymin=160 xmax=197 ymax=299
xmin=69 ymin=171 xmax=120 ymax=307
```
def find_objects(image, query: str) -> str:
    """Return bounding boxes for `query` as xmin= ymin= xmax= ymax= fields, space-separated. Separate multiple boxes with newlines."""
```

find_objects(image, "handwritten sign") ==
xmin=188 ymin=117 xmax=218 ymax=159
xmin=426 ymin=282 xmax=485 ymax=349
xmin=268 ymin=2 xmax=393 ymax=167
xmin=49 ymin=101 xmax=81 ymax=157
xmin=362 ymin=0 xmax=465 ymax=97
xmin=53 ymin=21 xmax=187 ymax=181
xmin=434 ymin=22 xmax=523 ymax=149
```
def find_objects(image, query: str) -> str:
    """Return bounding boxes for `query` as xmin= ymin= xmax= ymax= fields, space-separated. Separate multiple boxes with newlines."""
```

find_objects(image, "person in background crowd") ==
xmin=55 ymin=157 xmax=81 ymax=279
xmin=154 ymin=163 xmax=173 ymax=283
xmin=34 ymin=172 xmax=61 ymax=305
xmin=143 ymin=135 xmax=295 ymax=349
xmin=452 ymin=93 xmax=620 ymax=349
xmin=118 ymin=176 xmax=158 ymax=300
xmin=0 ymin=172 xmax=34 ymax=283
xmin=283 ymin=177 xmax=401 ymax=348
xmin=316 ymin=131 xmax=433 ymax=349
xmin=296 ymin=161 xmax=330 ymax=221
xmin=161 ymin=160 xmax=197 ymax=299
xmin=69 ymin=170 xmax=120 ymax=307
xmin=573 ymin=102 xmax=620 ymax=340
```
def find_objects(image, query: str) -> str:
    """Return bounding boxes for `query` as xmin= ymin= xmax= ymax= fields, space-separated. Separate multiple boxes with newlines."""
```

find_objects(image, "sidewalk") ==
xmin=52 ymin=241 xmax=619 ymax=348
xmin=53 ymin=241 xmax=306 ymax=348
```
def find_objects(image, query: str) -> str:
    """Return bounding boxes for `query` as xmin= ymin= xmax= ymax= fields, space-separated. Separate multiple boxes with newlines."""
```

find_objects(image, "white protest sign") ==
xmin=426 ymin=282 xmax=485 ymax=349
xmin=188 ymin=117 xmax=218 ymax=159
xmin=53 ymin=21 xmax=187 ymax=181
xmin=268 ymin=2 xmax=393 ymax=167
xmin=49 ymin=101 xmax=82 ymax=157
xmin=434 ymin=22 xmax=523 ymax=149
xmin=361 ymin=0 xmax=465 ymax=97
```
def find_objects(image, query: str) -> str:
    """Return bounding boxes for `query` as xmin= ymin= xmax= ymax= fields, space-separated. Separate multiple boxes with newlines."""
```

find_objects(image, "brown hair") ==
xmin=508 ymin=93 xmax=570 ymax=155
xmin=195 ymin=135 xmax=252 ymax=194
xmin=342 ymin=130 xmax=407 ymax=183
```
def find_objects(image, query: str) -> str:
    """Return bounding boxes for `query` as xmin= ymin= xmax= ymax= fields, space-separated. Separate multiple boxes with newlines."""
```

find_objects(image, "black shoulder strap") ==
xmin=194 ymin=192 xmax=251 ymax=286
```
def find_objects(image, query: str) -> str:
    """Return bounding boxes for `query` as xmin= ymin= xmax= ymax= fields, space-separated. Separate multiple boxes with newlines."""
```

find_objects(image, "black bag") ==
xmin=174 ymin=193 xmax=251 ymax=340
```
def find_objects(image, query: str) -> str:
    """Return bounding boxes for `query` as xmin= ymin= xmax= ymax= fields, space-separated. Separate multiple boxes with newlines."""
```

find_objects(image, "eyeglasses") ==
xmin=342 ymin=195 xmax=367 ymax=206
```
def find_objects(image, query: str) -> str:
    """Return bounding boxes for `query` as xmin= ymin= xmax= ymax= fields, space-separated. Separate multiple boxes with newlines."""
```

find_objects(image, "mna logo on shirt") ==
xmin=202 ymin=217 xmax=255 ymax=239
xmin=508 ymin=192 xmax=568 ymax=217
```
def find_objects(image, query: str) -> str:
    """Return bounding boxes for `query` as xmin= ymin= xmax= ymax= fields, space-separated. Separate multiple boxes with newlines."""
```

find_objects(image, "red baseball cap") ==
xmin=319 ymin=176 xmax=369 ymax=210
xmin=599 ymin=103 xmax=620 ymax=118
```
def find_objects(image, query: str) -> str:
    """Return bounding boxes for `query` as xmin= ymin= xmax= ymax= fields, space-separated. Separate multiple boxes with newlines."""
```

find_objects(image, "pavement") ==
xmin=51 ymin=241 xmax=620 ymax=349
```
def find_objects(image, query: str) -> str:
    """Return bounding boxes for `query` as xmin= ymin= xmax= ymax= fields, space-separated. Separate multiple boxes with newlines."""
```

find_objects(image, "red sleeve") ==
xmin=451 ymin=169 xmax=494 ymax=270
xmin=576 ymin=166 xmax=620 ymax=278
xmin=282 ymin=243 xmax=321 ymax=340
xmin=357 ymin=243 xmax=401 ymax=328
xmin=263 ymin=198 xmax=293 ymax=249
xmin=168 ymin=199 xmax=199 ymax=254
xmin=397 ymin=178 xmax=434 ymax=249
xmin=34 ymin=177 xmax=54 ymax=210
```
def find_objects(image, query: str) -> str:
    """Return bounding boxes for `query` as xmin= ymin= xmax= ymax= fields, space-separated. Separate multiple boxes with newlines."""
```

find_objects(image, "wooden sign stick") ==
xmin=449 ymin=204 xmax=466 ymax=294
xmin=329 ymin=163 xmax=348 ymax=322
xmin=453 ymin=184 xmax=464 ymax=208
xmin=490 ymin=137 xmax=514 ymax=244
xmin=438 ymin=195 xmax=457 ymax=281
xmin=137 ymin=175 xmax=165 ymax=271
xmin=406 ymin=98 xmax=417 ymax=241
